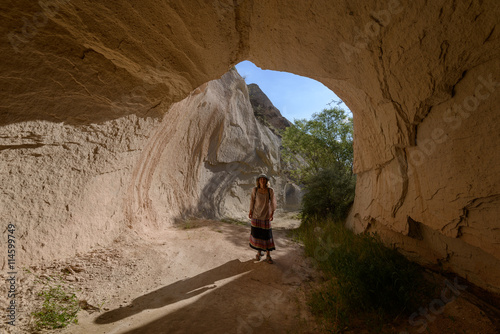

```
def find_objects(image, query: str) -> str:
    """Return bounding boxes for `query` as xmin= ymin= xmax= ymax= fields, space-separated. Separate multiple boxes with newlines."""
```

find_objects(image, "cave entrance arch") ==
xmin=2 ymin=0 xmax=499 ymax=292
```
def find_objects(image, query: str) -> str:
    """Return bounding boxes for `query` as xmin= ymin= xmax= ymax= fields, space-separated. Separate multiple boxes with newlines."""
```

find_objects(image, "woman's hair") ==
xmin=255 ymin=177 xmax=270 ymax=188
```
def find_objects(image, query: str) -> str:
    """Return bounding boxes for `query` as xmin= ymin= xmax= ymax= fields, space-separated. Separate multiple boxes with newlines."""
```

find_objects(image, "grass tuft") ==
xmin=31 ymin=285 xmax=79 ymax=330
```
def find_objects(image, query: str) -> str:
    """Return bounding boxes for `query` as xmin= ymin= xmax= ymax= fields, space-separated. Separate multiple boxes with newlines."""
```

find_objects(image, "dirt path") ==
xmin=66 ymin=219 xmax=322 ymax=334
xmin=3 ymin=217 xmax=323 ymax=334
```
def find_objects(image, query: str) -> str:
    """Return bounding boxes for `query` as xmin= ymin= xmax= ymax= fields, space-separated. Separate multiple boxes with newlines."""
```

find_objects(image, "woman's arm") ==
xmin=269 ymin=188 xmax=277 ymax=221
xmin=249 ymin=187 xmax=256 ymax=218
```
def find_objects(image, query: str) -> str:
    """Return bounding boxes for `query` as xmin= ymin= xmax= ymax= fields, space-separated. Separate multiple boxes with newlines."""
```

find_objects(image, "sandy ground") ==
xmin=1 ymin=215 xmax=324 ymax=334
xmin=1 ymin=213 xmax=499 ymax=333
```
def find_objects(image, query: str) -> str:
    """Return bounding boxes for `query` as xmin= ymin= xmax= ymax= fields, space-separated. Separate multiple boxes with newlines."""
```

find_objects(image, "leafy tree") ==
xmin=281 ymin=107 xmax=355 ymax=219
xmin=282 ymin=107 xmax=353 ymax=181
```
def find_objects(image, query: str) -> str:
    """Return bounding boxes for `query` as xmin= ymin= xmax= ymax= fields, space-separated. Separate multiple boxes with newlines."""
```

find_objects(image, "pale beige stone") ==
xmin=0 ymin=68 xmax=288 ymax=267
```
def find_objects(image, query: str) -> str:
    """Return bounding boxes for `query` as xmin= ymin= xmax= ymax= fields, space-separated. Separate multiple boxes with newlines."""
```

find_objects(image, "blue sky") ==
xmin=235 ymin=60 xmax=349 ymax=122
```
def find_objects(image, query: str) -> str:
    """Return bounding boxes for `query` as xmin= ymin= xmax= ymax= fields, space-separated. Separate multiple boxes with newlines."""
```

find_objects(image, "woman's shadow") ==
xmin=94 ymin=259 xmax=255 ymax=325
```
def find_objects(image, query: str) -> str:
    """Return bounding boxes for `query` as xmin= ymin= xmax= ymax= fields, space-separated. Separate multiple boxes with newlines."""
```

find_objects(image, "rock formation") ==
xmin=1 ymin=0 xmax=499 ymax=292
xmin=247 ymin=83 xmax=292 ymax=134
xmin=0 ymin=67 xmax=295 ymax=265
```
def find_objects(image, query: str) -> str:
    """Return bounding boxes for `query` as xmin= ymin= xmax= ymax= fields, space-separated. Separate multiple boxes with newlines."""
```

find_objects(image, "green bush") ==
xmin=294 ymin=218 xmax=432 ymax=331
xmin=301 ymin=165 xmax=355 ymax=220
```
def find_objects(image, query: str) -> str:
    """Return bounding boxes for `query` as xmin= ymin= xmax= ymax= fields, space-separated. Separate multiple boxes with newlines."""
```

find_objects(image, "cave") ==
xmin=1 ymin=0 xmax=499 ymax=300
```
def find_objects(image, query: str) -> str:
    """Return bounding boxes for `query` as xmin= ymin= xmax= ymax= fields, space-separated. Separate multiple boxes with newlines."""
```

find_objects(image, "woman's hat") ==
xmin=256 ymin=173 xmax=269 ymax=181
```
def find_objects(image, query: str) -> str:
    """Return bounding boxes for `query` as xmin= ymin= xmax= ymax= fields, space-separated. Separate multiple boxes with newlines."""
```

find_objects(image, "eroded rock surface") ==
xmin=248 ymin=83 xmax=292 ymax=134
xmin=1 ymin=0 xmax=499 ymax=292
xmin=0 ymin=69 xmax=294 ymax=266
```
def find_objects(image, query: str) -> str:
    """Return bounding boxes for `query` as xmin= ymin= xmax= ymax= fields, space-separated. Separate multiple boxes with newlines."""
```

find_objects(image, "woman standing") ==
xmin=248 ymin=174 xmax=277 ymax=264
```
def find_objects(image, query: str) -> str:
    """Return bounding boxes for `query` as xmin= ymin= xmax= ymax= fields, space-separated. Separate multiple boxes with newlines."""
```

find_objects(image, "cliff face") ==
xmin=0 ymin=69 xmax=292 ymax=265
xmin=247 ymin=83 xmax=292 ymax=134
xmin=1 ymin=0 xmax=499 ymax=292
xmin=133 ymin=70 xmax=295 ymax=227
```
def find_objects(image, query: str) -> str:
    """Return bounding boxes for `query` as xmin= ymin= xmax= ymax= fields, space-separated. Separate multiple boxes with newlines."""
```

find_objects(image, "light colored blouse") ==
xmin=250 ymin=187 xmax=277 ymax=220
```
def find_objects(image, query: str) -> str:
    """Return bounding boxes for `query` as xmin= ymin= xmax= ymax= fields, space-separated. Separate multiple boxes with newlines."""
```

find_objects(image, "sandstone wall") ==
xmin=1 ymin=0 xmax=499 ymax=291
xmin=0 ymin=66 xmax=291 ymax=266
xmin=127 ymin=70 xmax=292 ymax=229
